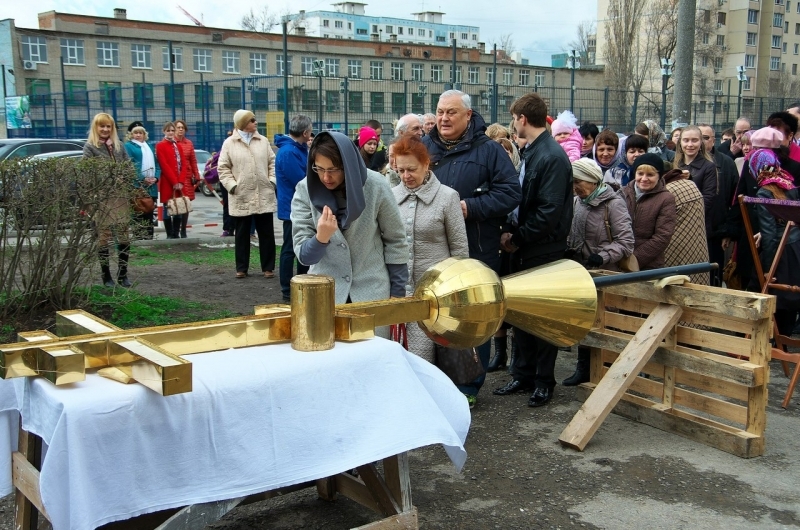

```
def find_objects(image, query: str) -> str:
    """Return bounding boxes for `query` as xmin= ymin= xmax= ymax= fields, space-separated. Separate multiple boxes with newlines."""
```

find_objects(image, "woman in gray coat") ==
xmin=563 ymin=158 xmax=634 ymax=387
xmin=291 ymin=131 xmax=408 ymax=309
xmin=392 ymin=134 xmax=469 ymax=362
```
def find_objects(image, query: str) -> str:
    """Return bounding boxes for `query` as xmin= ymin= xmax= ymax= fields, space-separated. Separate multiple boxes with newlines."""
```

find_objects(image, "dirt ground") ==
xmin=2 ymin=241 xmax=799 ymax=529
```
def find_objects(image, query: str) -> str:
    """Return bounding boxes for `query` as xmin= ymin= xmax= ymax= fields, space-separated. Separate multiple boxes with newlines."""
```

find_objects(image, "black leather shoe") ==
xmin=493 ymin=379 xmax=533 ymax=396
xmin=118 ymin=276 xmax=132 ymax=288
xmin=528 ymin=387 xmax=553 ymax=408
xmin=487 ymin=352 xmax=507 ymax=372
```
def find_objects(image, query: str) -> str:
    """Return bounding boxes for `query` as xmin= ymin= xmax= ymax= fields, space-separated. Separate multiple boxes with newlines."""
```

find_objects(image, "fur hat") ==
xmin=630 ymin=153 xmax=665 ymax=177
xmin=750 ymin=128 xmax=783 ymax=149
xmin=233 ymin=109 xmax=255 ymax=131
xmin=551 ymin=110 xmax=578 ymax=137
xmin=358 ymin=126 xmax=379 ymax=149
xmin=572 ymin=158 xmax=603 ymax=184
xmin=127 ymin=121 xmax=144 ymax=133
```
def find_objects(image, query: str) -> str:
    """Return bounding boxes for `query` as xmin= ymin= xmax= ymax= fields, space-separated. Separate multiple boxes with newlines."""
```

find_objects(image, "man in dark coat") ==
xmin=493 ymin=92 xmax=574 ymax=408
xmin=423 ymin=89 xmax=521 ymax=406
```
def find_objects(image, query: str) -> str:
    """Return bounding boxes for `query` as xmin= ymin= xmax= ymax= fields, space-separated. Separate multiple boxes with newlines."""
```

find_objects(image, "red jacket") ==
xmin=176 ymin=137 xmax=199 ymax=200
xmin=155 ymin=139 xmax=190 ymax=204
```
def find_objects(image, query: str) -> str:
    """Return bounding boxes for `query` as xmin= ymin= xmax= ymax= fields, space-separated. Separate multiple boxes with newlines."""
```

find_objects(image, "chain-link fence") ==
xmin=8 ymin=74 xmax=796 ymax=152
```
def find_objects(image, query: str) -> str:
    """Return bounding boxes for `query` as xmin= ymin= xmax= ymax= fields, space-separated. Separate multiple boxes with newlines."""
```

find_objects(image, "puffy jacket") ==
xmin=510 ymin=129 xmax=574 ymax=266
xmin=274 ymin=134 xmax=308 ymax=220
xmin=218 ymin=130 xmax=277 ymax=216
xmin=622 ymin=179 xmax=677 ymax=270
xmin=568 ymin=186 xmax=634 ymax=271
xmin=155 ymin=139 xmax=190 ymax=204
xmin=422 ymin=111 xmax=521 ymax=270
xmin=175 ymin=137 xmax=199 ymax=200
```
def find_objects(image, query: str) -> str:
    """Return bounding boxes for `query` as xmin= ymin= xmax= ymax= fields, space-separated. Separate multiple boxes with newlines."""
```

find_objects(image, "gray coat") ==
xmin=568 ymin=186 xmax=635 ymax=271
xmin=393 ymin=173 xmax=469 ymax=361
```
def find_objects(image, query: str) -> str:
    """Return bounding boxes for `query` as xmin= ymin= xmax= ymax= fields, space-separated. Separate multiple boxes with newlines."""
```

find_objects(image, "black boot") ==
xmin=99 ymin=247 xmax=115 ymax=287
xmin=180 ymin=214 xmax=188 ymax=238
xmin=117 ymin=243 xmax=131 ymax=287
xmin=487 ymin=335 xmax=508 ymax=372
xmin=563 ymin=347 xmax=590 ymax=386
xmin=163 ymin=216 xmax=175 ymax=239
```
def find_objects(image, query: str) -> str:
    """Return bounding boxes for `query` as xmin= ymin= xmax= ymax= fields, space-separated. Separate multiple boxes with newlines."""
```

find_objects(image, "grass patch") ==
xmin=85 ymin=286 xmax=235 ymax=328
xmin=129 ymin=245 xmax=282 ymax=269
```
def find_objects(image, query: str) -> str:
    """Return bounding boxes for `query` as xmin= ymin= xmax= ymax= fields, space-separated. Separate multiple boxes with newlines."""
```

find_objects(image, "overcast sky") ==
xmin=2 ymin=0 xmax=598 ymax=66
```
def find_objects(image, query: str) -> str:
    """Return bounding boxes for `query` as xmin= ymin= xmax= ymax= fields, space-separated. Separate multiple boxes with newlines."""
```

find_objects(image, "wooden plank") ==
xmin=600 ymin=281 xmax=775 ymax=321
xmin=335 ymin=473 xmax=383 ymax=515
xmin=14 ymin=427 xmax=43 ymax=530
xmin=12 ymin=452 xmax=48 ymax=522
xmin=560 ymin=303 xmax=683 ymax=451
xmin=663 ymin=324 xmax=677 ymax=408
xmin=316 ymin=477 xmax=337 ymax=501
xmin=357 ymin=463 xmax=401 ymax=517
xmin=746 ymin=318 xmax=771 ymax=439
xmin=575 ymin=386 xmax=763 ymax=458
xmin=354 ymin=508 xmax=419 ymax=530
xmin=675 ymin=368 xmax=749 ymax=402
xmin=383 ymin=454 xmax=412 ymax=512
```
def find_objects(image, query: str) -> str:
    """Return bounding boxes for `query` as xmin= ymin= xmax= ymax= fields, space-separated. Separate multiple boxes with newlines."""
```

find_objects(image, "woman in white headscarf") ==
xmin=124 ymin=121 xmax=159 ymax=240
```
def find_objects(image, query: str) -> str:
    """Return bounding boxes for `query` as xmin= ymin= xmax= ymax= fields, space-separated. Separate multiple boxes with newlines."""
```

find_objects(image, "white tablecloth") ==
xmin=14 ymin=338 xmax=470 ymax=530
xmin=0 ymin=378 xmax=23 ymax=497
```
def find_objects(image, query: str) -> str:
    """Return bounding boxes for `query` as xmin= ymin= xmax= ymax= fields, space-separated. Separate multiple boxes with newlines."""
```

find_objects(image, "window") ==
xmin=65 ymin=80 xmax=87 ymax=106
xmin=702 ymin=32 xmax=709 ymax=45
xmin=370 ymin=92 xmax=384 ymax=113
xmin=348 ymin=59 xmax=362 ymax=78
xmin=222 ymin=51 xmax=240 ymax=74
xmin=276 ymin=88 xmax=292 ymax=111
xmin=468 ymin=66 xmax=479 ymax=84
xmin=408 ymin=27 xmax=413 ymax=35
xmin=702 ymin=56 xmax=709 ymax=67
xmin=472 ymin=34 xmax=477 ymax=41
xmin=326 ymin=91 xmax=340 ymax=111
xmin=22 ymin=36 xmax=47 ymax=63
xmin=60 ymin=39 xmax=84 ymax=65
xmin=412 ymin=93 xmax=425 ymax=113
xmin=796 ymin=23 xmax=800 ymax=35
xmin=717 ymin=35 xmax=725 ymax=46
xmin=795 ymin=43 xmax=799 ymax=54
xmin=519 ymin=70 xmax=529 ymax=86
xmin=460 ymin=32 xmax=468 ymax=39
xmin=193 ymin=48 xmax=212 ymax=72
xmin=323 ymin=19 xmax=330 ymax=27
xmin=787 ymin=21 xmax=790 ymax=33
xmin=714 ymin=80 xmax=723 ymax=92
xmin=386 ymin=25 xmax=394 ymax=33
xmin=411 ymin=63 xmax=424 ymax=81
xmin=431 ymin=64 xmax=443 ymax=82
xmin=391 ymin=62 xmax=404 ymax=80
xmin=773 ymin=35 xmax=782 ymax=48
xmin=785 ymin=42 xmax=789 ymax=53
xmin=717 ymin=12 xmax=726 ymax=25
xmin=131 ymin=44 xmax=151 ymax=69
xmin=771 ymin=56 xmax=781 ymax=70
xmin=749 ymin=9 xmax=759 ymax=24
xmin=449 ymin=32 xmax=455 ymax=39
xmin=775 ymin=13 xmax=784 ymax=27
xmin=714 ymin=57 xmax=723 ymax=69
xmin=250 ymin=53 xmax=267 ymax=75
xmin=223 ymin=86 xmax=241 ymax=109
xmin=370 ymin=61 xmax=383 ymax=79
xmin=325 ymin=58 xmax=339 ymax=77
xmin=450 ymin=65 xmax=462 ymax=83
xmin=436 ymin=36 xmax=446 ymax=42
xmin=486 ymin=68 xmax=494 ymax=85
xmin=252 ymin=87 xmax=268 ymax=110
xmin=349 ymin=91 xmax=363 ymax=112
xmin=96 ymin=42 xmax=119 ymax=67
xmin=398 ymin=27 xmax=404 ymax=35
xmin=334 ymin=20 xmax=343 ymax=29
xmin=163 ymin=46 xmax=183 ymax=70
xmin=194 ymin=84 xmax=213 ymax=109
xmin=703 ymin=9 xmax=711 ymax=23
xmin=357 ymin=28 xmax=367 ymax=35
xmin=133 ymin=82 xmax=154 ymax=108
xmin=300 ymin=90 xmax=317 ymax=111
xmin=503 ymin=68 xmax=513 ymax=85
xmin=99 ymin=81 xmax=122 ymax=107
xmin=745 ymin=54 xmax=756 ymax=67
xmin=276 ymin=55 xmax=292 ymax=75
xmin=348 ymin=22 xmax=352 ymax=29
xmin=392 ymin=93 xmax=406 ymax=114
xmin=25 ymin=79 xmax=51 ymax=104
xmin=794 ymin=63 xmax=798 ymax=75
xmin=747 ymin=32 xmax=758 ymax=45
xmin=743 ymin=78 xmax=751 ymax=91
xmin=164 ymin=84 xmax=185 ymax=107
xmin=418 ymin=28 xmax=425 ymax=36
xmin=372 ymin=25 xmax=378 ymax=33
xmin=301 ymin=56 xmax=315 ymax=76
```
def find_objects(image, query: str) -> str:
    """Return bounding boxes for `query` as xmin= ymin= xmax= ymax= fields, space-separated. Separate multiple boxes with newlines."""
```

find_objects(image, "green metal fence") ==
xmin=9 ymin=74 xmax=796 ymax=152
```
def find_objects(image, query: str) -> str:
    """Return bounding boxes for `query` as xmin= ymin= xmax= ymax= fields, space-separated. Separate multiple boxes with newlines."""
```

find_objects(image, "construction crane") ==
xmin=177 ymin=6 xmax=204 ymax=27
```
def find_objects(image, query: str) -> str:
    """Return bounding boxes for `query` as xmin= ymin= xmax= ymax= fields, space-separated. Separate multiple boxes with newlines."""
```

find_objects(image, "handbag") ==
xmin=723 ymin=244 xmax=742 ymax=290
xmin=132 ymin=188 xmax=155 ymax=214
xmin=166 ymin=189 xmax=193 ymax=216
xmin=604 ymin=204 xmax=639 ymax=272
xmin=434 ymin=344 xmax=485 ymax=386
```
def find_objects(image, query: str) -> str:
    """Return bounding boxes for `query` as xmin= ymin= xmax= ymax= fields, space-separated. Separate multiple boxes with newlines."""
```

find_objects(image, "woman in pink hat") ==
xmin=357 ymin=126 xmax=381 ymax=170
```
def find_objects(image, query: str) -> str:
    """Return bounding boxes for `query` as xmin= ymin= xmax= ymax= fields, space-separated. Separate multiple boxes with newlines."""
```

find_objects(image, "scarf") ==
xmin=132 ymin=139 xmax=155 ymax=177
xmin=441 ymin=123 xmax=471 ymax=151
xmin=238 ymin=129 xmax=254 ymax=145
xmin=635 ymin=185 xmax=647 ymax=201
xmin=582 ymin=182 xmax=607 ymax=205
xmin=644 ymin=119 xmax=667 ymax=150
xmin=167 ymin=138 xmax=181 ymax=173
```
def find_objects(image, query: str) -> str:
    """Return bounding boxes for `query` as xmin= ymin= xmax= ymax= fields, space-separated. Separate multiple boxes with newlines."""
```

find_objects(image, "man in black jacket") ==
xmin=423 ymin=90 xmax=521 ymax=406
xmin=493 ymin=93 xmax=573 ymax=408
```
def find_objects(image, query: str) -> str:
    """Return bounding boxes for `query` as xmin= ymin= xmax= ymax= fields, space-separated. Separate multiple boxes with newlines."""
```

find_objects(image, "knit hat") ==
xmin=358 ymin=126 xmax=379 ymax=149
xmin=572 ymin=158 xmax=603 ymax=183
xmin=750 ymin=127 xmax=783 ymax=149
xmin=127 ymin=121 xmax=144 ymax=133
xmin=233 ymin=109 xmax=255 ymax=131
xmin=629 ymin=153 xmax=665 ymax=177
xmin=551 ymin=110 xmax=578 ymax=137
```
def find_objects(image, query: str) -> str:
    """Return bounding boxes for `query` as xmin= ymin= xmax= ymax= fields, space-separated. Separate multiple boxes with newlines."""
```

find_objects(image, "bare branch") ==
xmin=240 ymin=5 xmax=279 ymax=33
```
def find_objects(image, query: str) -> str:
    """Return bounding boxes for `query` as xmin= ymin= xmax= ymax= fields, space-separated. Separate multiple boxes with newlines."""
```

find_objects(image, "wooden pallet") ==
xmin=559 ymin=275 xmax=775 ymax=458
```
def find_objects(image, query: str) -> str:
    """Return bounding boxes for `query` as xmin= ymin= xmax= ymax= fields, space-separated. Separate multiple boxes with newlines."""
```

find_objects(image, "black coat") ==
xmin=510 ymin=129 xmax=574 ymax=267
xmin=710 ymin=149 xmax=739 ymax=239
xmin=423 ymin=111 xmax=521 ymax=270
xmin=676 ymin=156 xmax=718 ymax=235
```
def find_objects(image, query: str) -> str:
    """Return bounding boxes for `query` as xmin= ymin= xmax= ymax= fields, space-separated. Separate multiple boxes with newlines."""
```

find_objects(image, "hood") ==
xmin=306 ymin=131 xmax=367 ymax=230
xmin=274 ymin=134 xmax=294 ymax=148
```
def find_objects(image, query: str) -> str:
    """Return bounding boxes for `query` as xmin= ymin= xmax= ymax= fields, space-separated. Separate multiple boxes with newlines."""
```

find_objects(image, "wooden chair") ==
xmin=739 ymin=195 xmax=800 ymax=409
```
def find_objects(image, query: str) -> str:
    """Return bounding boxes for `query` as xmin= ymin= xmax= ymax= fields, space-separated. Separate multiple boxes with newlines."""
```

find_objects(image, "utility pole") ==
xmin=282 ymin=19 xmax=290 ymax=134
xmin=672 ymin=0 xmax=696 ymax=129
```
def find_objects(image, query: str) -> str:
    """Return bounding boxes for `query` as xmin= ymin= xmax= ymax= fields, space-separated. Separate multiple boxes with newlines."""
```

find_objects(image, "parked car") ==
xmin=0 ymin=139 xmax=85 ymax=161
xmin=194 ymin=149 xmax=221 ymax=197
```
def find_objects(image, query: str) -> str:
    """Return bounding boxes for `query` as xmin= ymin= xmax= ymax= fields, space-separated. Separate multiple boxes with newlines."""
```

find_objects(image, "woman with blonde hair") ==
xmin=674 ymin=125 xmax=719 ymax=249
xmin=82 ymin=112 xmax=133 ymax=287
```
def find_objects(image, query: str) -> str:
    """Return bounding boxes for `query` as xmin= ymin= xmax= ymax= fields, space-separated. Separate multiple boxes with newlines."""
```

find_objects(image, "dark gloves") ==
xmin=564 ymin=248 xmax=578 ymax=260
xmin=586 ymin=254 xmax=604 ymax=268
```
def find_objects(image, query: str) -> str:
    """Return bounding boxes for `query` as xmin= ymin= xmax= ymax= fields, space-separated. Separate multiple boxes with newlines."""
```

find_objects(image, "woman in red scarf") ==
xmin=174 ymin=120 xmax=199 ymax=238
xmin=155 ymin=121 xmax=189 ymax=239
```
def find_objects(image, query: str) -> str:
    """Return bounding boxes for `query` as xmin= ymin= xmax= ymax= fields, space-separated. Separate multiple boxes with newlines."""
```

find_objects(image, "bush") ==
xmin=0 ymin=156 xmax=137 ymax=321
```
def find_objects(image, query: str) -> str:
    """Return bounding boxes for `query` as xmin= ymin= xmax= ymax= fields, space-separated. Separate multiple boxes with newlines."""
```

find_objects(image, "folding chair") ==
xmin=739 ymin=195 xmax=800 ymax=409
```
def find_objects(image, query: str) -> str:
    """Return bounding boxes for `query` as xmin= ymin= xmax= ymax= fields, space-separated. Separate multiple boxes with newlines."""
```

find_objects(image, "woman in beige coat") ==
xmin=218 ymin=109 xmax=277 ymax=279
xmin=663 ymin=168 xmax=710 ymax=285
xmin=391 ymin=134 xmax=469 ymax=363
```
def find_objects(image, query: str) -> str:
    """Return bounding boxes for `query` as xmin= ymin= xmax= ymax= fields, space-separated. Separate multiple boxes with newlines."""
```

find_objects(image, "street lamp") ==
xmin=566 ymin=50 xmax=581 ymax=111
xmin=736 ymin=65 xmax=748 ymax=119
xmin=660 ymin=58 xmax=674 ymax=130
xmin=313 ymin=59 xmax=325 ymax=132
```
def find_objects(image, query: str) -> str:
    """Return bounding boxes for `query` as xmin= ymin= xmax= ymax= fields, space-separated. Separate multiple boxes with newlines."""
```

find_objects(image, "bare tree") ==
xmin=241 ymin=6 xmax=279 ymax=33
xmin=497 ymin=33 xmax=516 ymax=56
xmin=770 ymin=69 xmax=800 ymax=100
xmin=693 ymin=2 xmax=724 ymax=95
xmin=568 ymin=20 xmax=596 ymax=65
xmin=603 ymin=0 xmax=649 ymax=128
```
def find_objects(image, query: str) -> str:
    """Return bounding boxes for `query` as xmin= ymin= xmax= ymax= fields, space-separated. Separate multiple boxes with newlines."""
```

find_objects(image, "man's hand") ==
xmin=500 ymin=232 xmax=517 ymax=253
xmin=721 ymin=237 xmax=732 ymax=251
xmin=316 ymin=205 xmax=338 ymax=243
xmin=460 ymin=200 xmax=468 ymax=219
xmin=754 ymin=232 xmax=761 ymax=249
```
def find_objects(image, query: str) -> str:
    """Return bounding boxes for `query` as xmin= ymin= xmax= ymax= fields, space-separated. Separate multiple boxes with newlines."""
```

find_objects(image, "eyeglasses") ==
xmin=249 ymin=118 xmax=257 ymax=123
xmin=312 ymin=165 xmax=343 ymax=176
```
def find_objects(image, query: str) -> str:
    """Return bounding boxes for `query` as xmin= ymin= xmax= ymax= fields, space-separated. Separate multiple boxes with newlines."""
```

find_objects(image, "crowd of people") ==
xmin=83 ymin=93 xmax=800 ymax=410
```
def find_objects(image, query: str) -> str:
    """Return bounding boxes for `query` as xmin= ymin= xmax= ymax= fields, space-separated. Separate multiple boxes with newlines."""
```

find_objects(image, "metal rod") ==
xmin=592 ymin=263 xmax=718 ymax=288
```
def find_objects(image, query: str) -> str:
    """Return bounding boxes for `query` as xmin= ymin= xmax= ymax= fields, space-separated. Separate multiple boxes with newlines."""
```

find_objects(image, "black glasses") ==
xmin=249 ymin=118 xmax=257 ymax=123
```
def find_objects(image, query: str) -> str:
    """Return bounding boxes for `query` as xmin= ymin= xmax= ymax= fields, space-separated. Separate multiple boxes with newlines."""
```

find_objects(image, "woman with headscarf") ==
xmin=563 ymin=158 xmax=634 ymax=387
xmin=174 ymin=120 xmax=199 ymax=238
xmin=635 ymin=120 xmax=676 ymax=163
xmin=662 ymin=169 xmax=710 ymax=285
xmin=218 ymin=110 xmax=277 ymax=279
xmin=124 ymin=122 xmax=159 ymax=240
xmin=291 ymin=131 xmax=408 ymax=311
